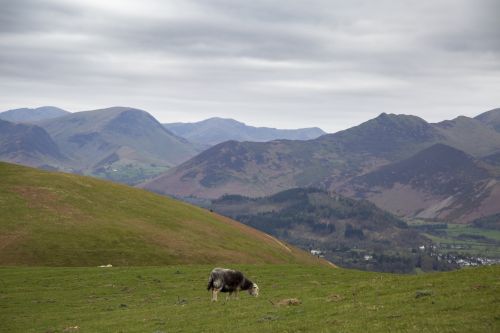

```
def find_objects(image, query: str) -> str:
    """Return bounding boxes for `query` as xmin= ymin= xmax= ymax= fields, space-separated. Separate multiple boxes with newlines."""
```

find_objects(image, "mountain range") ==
xmin=163 ymin=117 xmax=325 ymax=147
xmin=38 ymin=107 xmax=200 ymax=183
xmin=0 ymin=106 xmax=70 ymax=123
xmin=0 ymin=107 xmax=328 ymax=184
xmin=143 ymin=108 xmax=500 ymax=224
xmin=0 ymin=107 xmax=202 ymax=184
xmin=2 ymin=105 xmax=500 ymax=224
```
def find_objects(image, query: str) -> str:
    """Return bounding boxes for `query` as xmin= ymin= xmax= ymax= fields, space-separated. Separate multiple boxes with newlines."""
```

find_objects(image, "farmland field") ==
xmin=408 ymin=220 xmax=500 ymax=258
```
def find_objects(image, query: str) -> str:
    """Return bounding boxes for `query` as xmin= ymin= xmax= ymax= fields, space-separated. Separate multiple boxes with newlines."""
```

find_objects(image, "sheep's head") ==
xmin=249 ymin=283 xmax=259 ymax=297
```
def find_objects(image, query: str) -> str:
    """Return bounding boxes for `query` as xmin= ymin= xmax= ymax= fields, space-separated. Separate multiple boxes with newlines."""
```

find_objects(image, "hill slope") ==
xmin=0 ymin=162 xmax=320 ymax=266
xmin=163 ymin=117 xmax=326 ymax=146
xmin=0 ymin=106 xmax=70 ymax=123
xmin=39 ymin=107 xmax=200 ymax=184
xmin=0 ymin=119 xmax=66 ymax=168
xmin=342 ymin=144 xmax=500 ymax=223
xmin=433 ymin=115 xmax=500 ymax=157
xmin=211 ymin=188 xmax=427 ymax=272
xmin=475 ymin=107 xmax=500 ymax=132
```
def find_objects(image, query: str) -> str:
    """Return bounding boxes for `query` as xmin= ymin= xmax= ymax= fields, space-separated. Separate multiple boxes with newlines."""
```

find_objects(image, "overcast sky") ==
xmin=0 ymin=0 xmax=499 ymax=132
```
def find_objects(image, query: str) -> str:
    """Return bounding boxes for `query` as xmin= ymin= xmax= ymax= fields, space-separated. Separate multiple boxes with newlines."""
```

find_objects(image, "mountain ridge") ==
xmin=0 ymin=106 xmax=70 ymax=123
xmin=0 ymin=119 xmax=66 ymax=168
xmin=163 ymin=117 xmax=326 ymax=146
xmin=340 ymin=143 xmax=500 ymax=223
xmin=38 ymin=106 xmax=201 ymax=184
xmin=142 ymin=109 xmax=500 ymax=224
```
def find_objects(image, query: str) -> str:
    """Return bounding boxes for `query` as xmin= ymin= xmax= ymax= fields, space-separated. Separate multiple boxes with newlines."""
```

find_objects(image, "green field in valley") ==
xmin=408 ymin=220 xmax=500 ymax=258
xmin=1 ymin=264 xmax=499 ymax=333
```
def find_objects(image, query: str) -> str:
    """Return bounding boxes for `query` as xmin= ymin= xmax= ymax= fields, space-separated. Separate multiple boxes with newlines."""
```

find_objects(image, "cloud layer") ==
xmin=1 ymin=0 xmax=499 ymax=131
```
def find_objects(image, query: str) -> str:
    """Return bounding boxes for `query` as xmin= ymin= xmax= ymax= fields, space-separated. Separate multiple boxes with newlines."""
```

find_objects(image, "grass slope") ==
xmin=0 ymin=162 xmax=318 ymax=266
xmin=0 ymin=264 xmax=498 ymax=332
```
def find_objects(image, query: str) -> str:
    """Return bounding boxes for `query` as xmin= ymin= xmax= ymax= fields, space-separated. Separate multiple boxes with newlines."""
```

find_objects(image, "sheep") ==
xmin=207 ymin=267 xmax=259 ymax=301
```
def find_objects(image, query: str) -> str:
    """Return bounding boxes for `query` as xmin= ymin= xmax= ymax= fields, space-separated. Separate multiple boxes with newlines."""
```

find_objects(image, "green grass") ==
xmin=0 ymin=162 xmax=317 ymax=266
xmin=408 ymin=220 xmax=500 ymax=257
xmin=92 ymin=163 xmax=169 ymax=185
xmin=0 ymin=264 xmax=498 ymax=333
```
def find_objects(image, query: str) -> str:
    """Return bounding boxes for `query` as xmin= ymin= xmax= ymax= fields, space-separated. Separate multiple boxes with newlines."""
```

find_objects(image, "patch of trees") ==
xmin=344 ymin=224 xmax=364 ymax=239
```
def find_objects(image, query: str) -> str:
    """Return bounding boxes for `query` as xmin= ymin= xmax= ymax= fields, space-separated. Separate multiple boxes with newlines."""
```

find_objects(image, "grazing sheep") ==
xmin=207 ymin=267 xmax=259 ymax=301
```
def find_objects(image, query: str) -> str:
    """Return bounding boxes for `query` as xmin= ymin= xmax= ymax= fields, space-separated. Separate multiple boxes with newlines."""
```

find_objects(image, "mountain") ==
xmin=163 ymin=117 xmax=326 ymax=147
xmin=211 ymin=188 xmax=428 ymax=272
xmin=0 ymin=119 xmax=66 ymax=168
xmin=142 ymin=110 xmax=500 ymax=200
xmin=39 ymin=107 xmax=201 ymax=184
xmin=475 ymin=108 xmax=500 ymax=132
xmin=341 ymin=144 xmax=500 ymax=223
xmin=0 ymin=161 xmax=320 ymax=266
xmin=320 ymin=112 xmax=443 ymax=159
xmin=433 ymin=115 xmax=500 ymax=157
xmin=482 ymin=150 xmax=500 ymax=166
xmin=0 ymin=106 xmax=70 ymax=123
xmin=141 ymin=113 xmax=455 ymax=198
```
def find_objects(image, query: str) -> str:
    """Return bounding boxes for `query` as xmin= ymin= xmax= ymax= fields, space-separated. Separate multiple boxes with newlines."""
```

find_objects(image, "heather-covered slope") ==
xmin=143 ymin=110 xmax=500 ymax=219
xmin=342 ymin=144 xmax=500 ymax=223
xmin=141 ymin=113 xmax=452 ymax=198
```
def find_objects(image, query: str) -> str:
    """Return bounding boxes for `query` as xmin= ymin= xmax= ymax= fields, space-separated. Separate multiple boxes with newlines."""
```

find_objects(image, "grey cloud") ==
xmin=0 ymin=0 xmax=499 ymax=132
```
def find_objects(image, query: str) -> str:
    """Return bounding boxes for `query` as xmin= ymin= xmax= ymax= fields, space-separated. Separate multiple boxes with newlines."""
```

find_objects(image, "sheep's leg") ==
xmin=235 ymin=289 xmax=239 ymax=299
xmin=212 ymin=288 xmax=221 ymax=302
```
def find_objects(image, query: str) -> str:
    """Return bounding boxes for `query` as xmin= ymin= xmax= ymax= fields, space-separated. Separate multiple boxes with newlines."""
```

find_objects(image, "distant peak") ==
xmin=203 ymin=117 xmax=245 ymax=125
xmin=375 ymin=112 xmax=422 ymax=121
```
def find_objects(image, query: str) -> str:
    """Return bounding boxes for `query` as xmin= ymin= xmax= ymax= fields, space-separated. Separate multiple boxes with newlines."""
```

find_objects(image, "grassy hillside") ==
xmin=0 ymin=264 xmax=498 ymax=332
xmin=0 ymin=162 xmax=319 ymax=266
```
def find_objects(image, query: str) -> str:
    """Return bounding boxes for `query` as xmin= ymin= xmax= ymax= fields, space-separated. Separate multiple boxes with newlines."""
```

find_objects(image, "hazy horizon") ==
xmin=2 ymin=104 xmax=498 ymax=133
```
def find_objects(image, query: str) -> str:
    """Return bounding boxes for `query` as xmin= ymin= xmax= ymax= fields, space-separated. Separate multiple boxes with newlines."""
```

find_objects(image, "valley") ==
xmin=2 ymin=106 xmax=499 ymax=273
xmin=3 ymin=2 xmax=499 ymax=332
